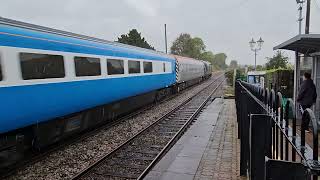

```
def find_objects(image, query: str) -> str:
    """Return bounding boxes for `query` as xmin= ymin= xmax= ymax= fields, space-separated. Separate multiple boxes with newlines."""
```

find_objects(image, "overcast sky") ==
xmin=1 ymin=0 xmax=320 ymax=65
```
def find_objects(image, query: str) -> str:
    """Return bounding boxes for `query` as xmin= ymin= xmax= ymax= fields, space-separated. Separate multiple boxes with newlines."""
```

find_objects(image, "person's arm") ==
xmin=313 ymin=84 xmax=317 ymax=103
xmin=297 ymin=82 xmax=306 ymax=102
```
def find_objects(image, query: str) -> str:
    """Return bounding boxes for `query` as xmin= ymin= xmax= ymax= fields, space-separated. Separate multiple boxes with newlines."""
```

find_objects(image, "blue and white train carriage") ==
xmin=0 ymin=17 xmax=211 ymax=166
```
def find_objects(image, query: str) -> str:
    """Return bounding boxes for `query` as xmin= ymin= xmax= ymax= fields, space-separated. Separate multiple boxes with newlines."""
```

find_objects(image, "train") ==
xmin=0 ymin=17 xmax=212 ymax=167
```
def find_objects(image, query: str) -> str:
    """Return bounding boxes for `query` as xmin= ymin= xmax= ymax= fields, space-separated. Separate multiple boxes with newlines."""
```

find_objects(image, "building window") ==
xmin=143 ymin=62 xmax=153 ymax=73
xmin=107 ymin=59 xmax=124 ymax=75
xmin=163 ymin=63 xmax=166 ymax=72
xmin=20 ymin=53 xmax=65 ymax=80
xmin=128 ymin=60 xmax=141 ymax=74
xmin=74 ymin=56 xmax=101 ymax=77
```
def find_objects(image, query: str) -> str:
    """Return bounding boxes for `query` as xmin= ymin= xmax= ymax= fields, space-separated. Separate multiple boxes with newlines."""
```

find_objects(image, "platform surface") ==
xmin=144 ymin=99 xmax=241 ymax=180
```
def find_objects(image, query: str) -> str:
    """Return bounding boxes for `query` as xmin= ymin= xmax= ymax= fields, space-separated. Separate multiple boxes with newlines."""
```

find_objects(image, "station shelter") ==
xmin=274 ymin=34 xmax=320 ymax=119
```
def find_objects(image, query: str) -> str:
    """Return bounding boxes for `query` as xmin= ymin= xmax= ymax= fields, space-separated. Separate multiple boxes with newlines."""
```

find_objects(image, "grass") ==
xmin=224 ymin=85 xmax=235 ymax=98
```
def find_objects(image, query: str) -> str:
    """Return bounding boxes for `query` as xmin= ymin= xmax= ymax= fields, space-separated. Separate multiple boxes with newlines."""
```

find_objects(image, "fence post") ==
xmin=301 ymin=109 xmax=318 ymax=180
xmin=265 ymin=159 xmax=308 ymax=180
xmin=250 ymin=114 xmax=272 ymax=180
xmin=240 ymin=89 xmax=249 ymax=176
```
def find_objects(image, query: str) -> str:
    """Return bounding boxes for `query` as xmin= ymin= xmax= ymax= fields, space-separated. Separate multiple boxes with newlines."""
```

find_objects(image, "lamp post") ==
xmin=249 ymin=37 xmax=264 ymax=71
xmin=296 ymin=0 xmax=304 ymax=34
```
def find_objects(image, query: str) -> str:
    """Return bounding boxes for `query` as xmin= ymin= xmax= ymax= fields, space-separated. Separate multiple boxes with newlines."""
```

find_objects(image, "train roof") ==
xmin=0 ymin=17 xmax=174 ymax=62
xmin=171 ymin=55 xmax=211 ymax=65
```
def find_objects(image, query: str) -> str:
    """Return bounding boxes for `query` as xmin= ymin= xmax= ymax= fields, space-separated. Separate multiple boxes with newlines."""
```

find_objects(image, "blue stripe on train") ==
xmin=0 ymin=74 xmax=175 ymax=133
xmin=0 ymin=24 xmax=174 ymax=62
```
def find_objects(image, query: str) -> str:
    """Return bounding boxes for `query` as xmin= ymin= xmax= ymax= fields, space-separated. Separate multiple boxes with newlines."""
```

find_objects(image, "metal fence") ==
xmin=235 ymin=80 xmax=320 ymax=180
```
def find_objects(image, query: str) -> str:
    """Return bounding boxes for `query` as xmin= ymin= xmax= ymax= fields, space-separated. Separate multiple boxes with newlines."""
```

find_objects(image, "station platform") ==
xmin=145 ymin=98 xmax=241 ymax=180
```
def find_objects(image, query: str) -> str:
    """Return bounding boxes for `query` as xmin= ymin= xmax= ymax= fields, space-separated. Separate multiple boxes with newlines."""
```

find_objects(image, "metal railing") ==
xmin=235 ymin=80 xmax=320 ymax=180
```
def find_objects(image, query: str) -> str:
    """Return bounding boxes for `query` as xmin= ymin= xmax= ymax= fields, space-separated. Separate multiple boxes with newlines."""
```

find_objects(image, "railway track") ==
xmin=0 ymin=73 xmax=223 ymax=179
xmin=72 ymin=75 xmax=225 ymax=180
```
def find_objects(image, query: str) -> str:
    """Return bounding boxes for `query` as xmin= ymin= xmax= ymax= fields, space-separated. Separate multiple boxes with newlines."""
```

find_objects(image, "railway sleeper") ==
xmin=156 ymin=124 xmax=185 ymax=128
xmin=106 ymin=159 xmax=152 ymax=168
xmin=123 ymin=145 xmax=163 ymax=152
xmin=113 ymin=154 xmax=156 ymax=162
xmin=95 ymin=171 xmax=142 ymax=179
xmin=122 ymin=149 xmax=161 ymax=156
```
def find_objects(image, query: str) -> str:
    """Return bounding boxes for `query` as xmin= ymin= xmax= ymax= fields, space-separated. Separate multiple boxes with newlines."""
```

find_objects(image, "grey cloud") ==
xmin=0 ymin=0 xmax=319 ymax=65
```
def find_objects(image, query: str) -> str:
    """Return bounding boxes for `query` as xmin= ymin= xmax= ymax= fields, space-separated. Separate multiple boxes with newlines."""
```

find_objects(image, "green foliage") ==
xmin=265 ymin=50 xmax=289 ymax=70
xmin=264 ymin=69 xmax=294 ymax=98
xmin=212 ymin=53 xmax=227 ymax=70
xmin=200 ymin=51 xmax=215 ymax=62
xmin=117 ymin=29 xmax=155 ymax=50
xmin=265 ymin=67 xmax=289 ymax=74
xmin=286 ymin=63 xmax=294 ymax=70
xmin=235 ymin=68 xmax=247 ymax=81
xmin=170 ymin=33 xmax=206 ymax=59
xmin=229 ymin=60 xmax=238 ymax=69
xmin=256 ymin=65 xmax=265 ymax=71
xmin=225 ymin=69 xmax=247 ymax=86
xmin=246 ymin=65 xmax=265 ymax=71
xmin=190 ymin=37 xmax=206 ymax=59
xmin=170 ymin=33 xmax=228 ymax=70
xmin=225 ymin=70 xmax=235 ymax=86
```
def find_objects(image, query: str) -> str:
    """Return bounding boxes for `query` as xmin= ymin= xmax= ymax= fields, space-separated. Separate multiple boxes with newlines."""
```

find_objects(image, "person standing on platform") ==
xmin=297 ymin=72 xmax=317 ymax=132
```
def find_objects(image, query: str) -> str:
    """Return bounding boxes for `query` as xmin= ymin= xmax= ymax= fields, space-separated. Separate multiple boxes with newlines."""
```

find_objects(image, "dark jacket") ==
xmin=297 ymin=79 xmax=317 ymax=106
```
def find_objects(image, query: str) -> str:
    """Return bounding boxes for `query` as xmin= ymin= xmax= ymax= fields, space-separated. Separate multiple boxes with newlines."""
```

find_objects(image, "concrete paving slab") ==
xmin=144 ymin=99 xmax=242 ymax=180
xmin=194 ymin=99 xmax=241 ymax=180
xmin=159 ymin=171 xmax=194 ymax=180
xmin=144 ymin=98 xmax=224 ymax=180
xmin=167 ymin=156 xmax=200 ymax=174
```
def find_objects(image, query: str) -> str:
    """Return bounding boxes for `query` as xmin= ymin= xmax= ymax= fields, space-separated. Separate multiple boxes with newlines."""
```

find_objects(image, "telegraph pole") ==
xmin=164 ymin=24 xmax=168 ymax=54
xmin=296 ymin=0 xmax=304 ymax=34
xmin=305 ymin=0 xmax=311 ymax=34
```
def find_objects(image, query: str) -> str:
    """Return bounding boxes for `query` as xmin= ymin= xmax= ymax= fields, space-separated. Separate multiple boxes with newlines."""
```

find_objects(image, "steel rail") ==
xmin=1 ymin=73 xmax=221 ymax=179
xmin=137 ymin=78 xmax=225 ymax=180
xmin=71 ymin=75 xmax=225 ymax=179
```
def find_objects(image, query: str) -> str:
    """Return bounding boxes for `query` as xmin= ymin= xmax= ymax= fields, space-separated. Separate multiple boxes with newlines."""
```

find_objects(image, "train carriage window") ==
xmin=107 ymin=59 xmax=124 ymax=75
xmin=143 ymin=62 xmax=153 ymax=73
xmin=128 ymin=60 xmax=141 ymax=74
xmin=74 ymin=56 xmax=101 ymax=76
xmin=20 ymin=53 xmax=65 ymax=80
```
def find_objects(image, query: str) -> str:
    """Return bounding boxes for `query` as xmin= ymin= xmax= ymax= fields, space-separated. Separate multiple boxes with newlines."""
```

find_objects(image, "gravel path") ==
xmin=7 ymin=75 xmax=222 ymax=180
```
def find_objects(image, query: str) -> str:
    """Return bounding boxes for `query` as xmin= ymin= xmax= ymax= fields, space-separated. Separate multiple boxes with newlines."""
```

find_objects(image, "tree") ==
xmin=229 ymin=60 xmax=238 ymax=69
xmin=117 ymin=29 xmax=155 ymax=50
xmin=256 ymin=65 xmax=265 ymax=71
xmin=213 ymin=53 xmax=228 ymax=70
xmin=170 ymin=33 xmax=206 ymax=59
xmin=170 ymin=34 xmax=192 ymax=56
xmin=200 ymin=51 xmax=215 ymax=63
xmin=245 ymin=64 xmax=264 ymax=71
xmin=189 ymin=37 xmax=206 ymax=59
xmin=170 ymin=33 xmax=229 ymax=70
xmin=265 ymin=51 xmax=289 ymax=70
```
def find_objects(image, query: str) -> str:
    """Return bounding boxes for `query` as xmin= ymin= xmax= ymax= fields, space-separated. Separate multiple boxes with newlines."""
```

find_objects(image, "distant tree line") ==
xmin=170 ymin=33 xmax=228 ymax=70
xmin=243 ymin=51 xmax=292 ymax=71
xmin=116 ymin=30 xmax=230 ymax=70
